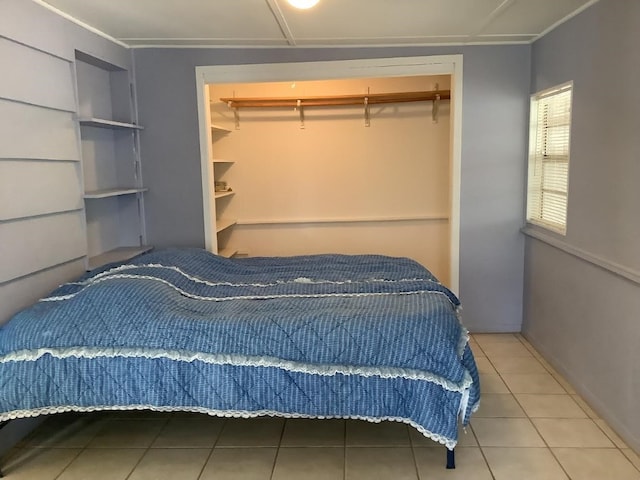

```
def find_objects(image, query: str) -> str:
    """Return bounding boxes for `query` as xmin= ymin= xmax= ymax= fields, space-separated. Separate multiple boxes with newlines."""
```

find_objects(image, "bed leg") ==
xmin=446 ymin=448 xmax=455 ymax=469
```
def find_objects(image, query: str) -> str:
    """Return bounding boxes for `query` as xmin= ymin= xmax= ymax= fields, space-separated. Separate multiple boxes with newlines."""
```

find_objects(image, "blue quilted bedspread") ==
xmin=0 ymin=248 xmax=480 ymax=448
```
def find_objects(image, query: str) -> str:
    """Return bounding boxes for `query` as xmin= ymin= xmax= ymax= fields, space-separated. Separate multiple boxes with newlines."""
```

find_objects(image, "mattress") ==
xmin=0 ymin=248 xmax=480 ymax=449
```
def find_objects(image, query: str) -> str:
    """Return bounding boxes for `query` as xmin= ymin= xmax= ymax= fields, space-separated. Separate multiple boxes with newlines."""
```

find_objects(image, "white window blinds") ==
xmin=526 ymin=82 xmax=572 ymax=234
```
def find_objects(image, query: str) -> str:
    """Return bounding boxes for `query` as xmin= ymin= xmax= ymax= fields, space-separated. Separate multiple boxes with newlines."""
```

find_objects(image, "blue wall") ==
xmin=524 ymin=0 xmax=640 ymax=451
xmin=133 ymin=44 xmax=530 ymax=333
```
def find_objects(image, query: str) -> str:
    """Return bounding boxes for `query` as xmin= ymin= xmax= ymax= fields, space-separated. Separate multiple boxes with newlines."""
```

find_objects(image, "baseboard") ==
xmin=523 ymin=331 xmax=640 ymax=454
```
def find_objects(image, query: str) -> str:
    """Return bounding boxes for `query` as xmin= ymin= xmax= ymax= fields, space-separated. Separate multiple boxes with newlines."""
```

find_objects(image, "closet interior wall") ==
xmin=209 ymin=75 xmax=452 ymax=284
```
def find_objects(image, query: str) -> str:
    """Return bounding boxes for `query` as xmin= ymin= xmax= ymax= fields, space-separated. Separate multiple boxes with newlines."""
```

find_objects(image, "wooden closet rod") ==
xmin=220 ymin=90 xmax=450 ymax=108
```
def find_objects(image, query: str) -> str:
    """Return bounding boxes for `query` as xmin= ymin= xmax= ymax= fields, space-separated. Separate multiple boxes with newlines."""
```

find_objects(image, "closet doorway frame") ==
xmin=195 ymin=54 xmax=463 ymax=293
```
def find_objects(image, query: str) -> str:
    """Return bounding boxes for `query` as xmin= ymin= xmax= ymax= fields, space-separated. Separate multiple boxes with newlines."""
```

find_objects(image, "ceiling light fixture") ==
xmin=287 ymin=0 xmax=320 ymax=9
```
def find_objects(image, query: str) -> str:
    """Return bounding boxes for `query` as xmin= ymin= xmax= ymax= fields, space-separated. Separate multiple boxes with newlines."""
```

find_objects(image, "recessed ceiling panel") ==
xmin=294 ymin=36 xmax=472 ymax=46
xmin=280 ymin=0 xmax=503 ymax=41
xmin=41 ymin=0 xmax=599 ymax=47
xmin=481 ymin=0 xmax=594 ymax=35
xmin=44 ymin=0 xmax=286 ymax=42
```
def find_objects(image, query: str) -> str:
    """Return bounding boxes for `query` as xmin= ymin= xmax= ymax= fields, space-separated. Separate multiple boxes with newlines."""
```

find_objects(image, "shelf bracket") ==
xmin=296 ymin=99 xmax=305 ymax=129
xmin=432 ymin=83 xmax=440 ymax=124
xmin=364 ymin=96 xmax=370 ymax=127
xmin=228 ymin=101 xmax=240 ymax=130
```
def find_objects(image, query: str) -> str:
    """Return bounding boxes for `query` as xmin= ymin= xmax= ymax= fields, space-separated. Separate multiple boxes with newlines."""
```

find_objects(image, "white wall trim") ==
xmin=196 ymin=55 xmax=463 ymax=293
xmin=29 ymin=0 xmax=129 ymax=49
xmin=0 ymin=256 xmax=86 ymax=287
xmin=127 ymin=41 xmax=530 ymax=49
xmin=237 ymin=215 xmax=450 ymax=226
xmin=532 ymin=0 xmax=601 ymax=42
xmin=522 ymin=226 xmax=640 ymax=286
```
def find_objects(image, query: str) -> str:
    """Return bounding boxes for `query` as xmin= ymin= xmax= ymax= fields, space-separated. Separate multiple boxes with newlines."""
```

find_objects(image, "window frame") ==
xmin=526 ymin=81 xmax=573 ymax=235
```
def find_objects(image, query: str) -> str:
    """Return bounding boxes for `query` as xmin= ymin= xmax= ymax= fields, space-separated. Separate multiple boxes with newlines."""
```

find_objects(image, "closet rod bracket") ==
xmin=364 ymin=96 xmax=370 ymax=127
xmin=296 ymin=99 xmax=305 ymax=129
xmin=227 ymin=101 xmax=240 ymax=129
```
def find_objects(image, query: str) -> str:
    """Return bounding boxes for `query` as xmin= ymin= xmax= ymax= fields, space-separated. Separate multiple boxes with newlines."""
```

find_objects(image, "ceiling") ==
xmin=41 ymin=0 xmax=597 ymax=48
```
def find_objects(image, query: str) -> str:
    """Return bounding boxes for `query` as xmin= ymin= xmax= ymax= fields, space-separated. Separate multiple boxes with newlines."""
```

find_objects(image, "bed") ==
xmin=0 ymin=248 xmax=480 ymax=469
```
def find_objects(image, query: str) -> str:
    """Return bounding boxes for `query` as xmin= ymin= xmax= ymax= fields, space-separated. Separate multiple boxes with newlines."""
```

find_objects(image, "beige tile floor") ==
xmin=1 ymin=333 xmax=639 ymax=479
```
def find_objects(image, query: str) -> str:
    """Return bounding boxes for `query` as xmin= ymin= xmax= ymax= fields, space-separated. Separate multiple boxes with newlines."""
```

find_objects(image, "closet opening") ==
xmin=195 ymin=55 xmax=462 ymax=291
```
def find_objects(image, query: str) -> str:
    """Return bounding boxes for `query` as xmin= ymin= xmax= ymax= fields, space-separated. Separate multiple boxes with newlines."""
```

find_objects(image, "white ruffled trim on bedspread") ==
xmin=42 ymin=275 xmax=457 ymax=307
xmin=67 ymin=262 xmax=441 ymax=289
xmin=0 ymin=404 xmax=458 ymax=449
xmin=0 ymin=347 xmax=473 ymax=394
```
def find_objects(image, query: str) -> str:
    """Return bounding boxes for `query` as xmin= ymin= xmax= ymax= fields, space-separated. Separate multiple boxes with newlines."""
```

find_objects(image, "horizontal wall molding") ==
xmin=0 ymin=210 xmax=86 ymax=283
xmin=0 ymin=160 xmax=83 ymax=221
xmin=0 ymin=256 xmax=85 ymax=288
xmin=237 ymin=214 xmax=450 ymax=226
xmin=0 ymin=157 xmax=80 ymax=163
xmin=0 ymin=100 xmax=79 ymax=161
xmin=0 ymin=257 xmax=86 ymax=326
xmin=0 ymin=96 xmax=76 ymax=114
xmin=522 ymin=226 xmax=640 ymax=286
xmin=0 ymin=208 xmax=84 ymax=224
xmin=0 ymin=36 xmax=76 ymax=112
xmin=0 ymin=34 xmax=71 ymax=63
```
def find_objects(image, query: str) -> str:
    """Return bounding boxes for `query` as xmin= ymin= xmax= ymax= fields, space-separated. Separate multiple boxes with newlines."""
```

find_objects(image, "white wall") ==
xmin=209 ymin=75 xmax=452 ymax=283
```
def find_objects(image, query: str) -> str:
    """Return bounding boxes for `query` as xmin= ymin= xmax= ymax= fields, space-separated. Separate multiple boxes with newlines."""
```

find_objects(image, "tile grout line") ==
xmin=49 ymin=415 xmax=106 ymax=480
xmin=268 ymin=418 xmax=287 ymax=480
xmin=471 ymin=425 xmax=497 ymax=480
xmin=343 ymin=420 xmax=347 ymax=480
xmin=507 ymin=336 xmax=583 ymax=480
xmin=513 ymin=335 xmax=640 ymax=472
xmin=407 ymin=425 xmax=421 ymax=480
xmin=123 ymin=415 xmax=171 ymax=480
xmin=473 ymin=334 xmax=574 ymax=479
xmin=195 ymin=417 xmax=227 ymax=480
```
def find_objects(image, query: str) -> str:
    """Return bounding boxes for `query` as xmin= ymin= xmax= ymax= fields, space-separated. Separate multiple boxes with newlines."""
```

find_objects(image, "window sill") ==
xmin=521 ymin=226 xmax=640 ymax=286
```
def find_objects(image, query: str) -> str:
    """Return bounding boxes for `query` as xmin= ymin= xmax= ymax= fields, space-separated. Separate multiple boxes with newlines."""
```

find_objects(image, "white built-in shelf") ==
xmin=79 ymin=118 xmax=144 ymax=130
xmin=218 ymin=247 xmax=238 ymax=258
xmin=215 ymin=191 xmax=235 ymax=199
xmin=84 ymin=187 xmax=148 ymax=199
xmin=212 ymin=159 xmax=234 ymax=164
xmin=87 ymin=245 xmax=153 ymax=270
xmin=216 ymin=219 xmax=237 ymax=233
xmin=211 ymin=124 xmax=232 ymax=133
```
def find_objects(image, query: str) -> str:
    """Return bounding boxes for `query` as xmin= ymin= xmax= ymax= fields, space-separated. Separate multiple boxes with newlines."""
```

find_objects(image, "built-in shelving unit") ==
xmin=84 ymin=187 xmax=148 ymax=199
xmin=79 ymin=118 xmax=144 ymax=130
xmin=210 ymin=123 xmax=236 ymax=257
xmin=216 ymin=218 xmax=237 ymax=233
xmin=211 ymin=124 xmax=232 ymax=133
xmin=214 ymin=191 xmax=235 ymax=200
xmin=87 ymin=246 xmax=153 ymax=270
xmin=75 ymin=51 xmax=150 ymax=270
xmin=218 ymin=247 xmax=238 ymax=259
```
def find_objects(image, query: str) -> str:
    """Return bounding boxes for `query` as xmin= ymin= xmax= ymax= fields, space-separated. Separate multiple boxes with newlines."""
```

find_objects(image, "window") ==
xmin=526 ymin=82 xmax=572 ymax=234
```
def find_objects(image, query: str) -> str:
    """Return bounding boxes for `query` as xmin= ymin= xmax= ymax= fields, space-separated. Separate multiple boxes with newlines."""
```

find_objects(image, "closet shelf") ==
xmin=211 ymin=124 xmax=232 ymax=133
xmin=220 ymin=90 xmax=450 ymax=109
xmin=215 ymin=191 xmax=235 ymax=199
xmin=218 ymin=247 xmax=238 ymax=258
xmin=216 ymin=219 xmax=237 ymax=233
xmin=84 ymin=187 xmax=148 ymax=199
xmin=79 ymin=118 xmax=144 ymax=130
xmin=88 ymin=246 xmax=152 ymax=271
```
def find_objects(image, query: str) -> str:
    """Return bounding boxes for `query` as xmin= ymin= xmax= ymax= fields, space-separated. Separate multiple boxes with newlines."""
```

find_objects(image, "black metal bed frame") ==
xmin=0 ymin=419 xmax=456 ymax=476
xmin=0 ymin=420 xmax=7 ymax=478
xmin=447 ymin=448 xmax=456 ymax=468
